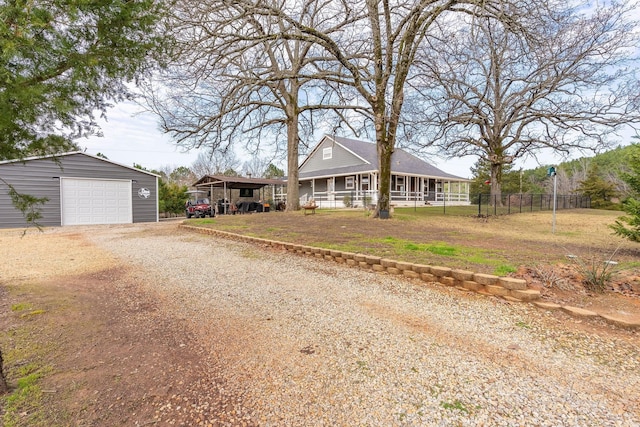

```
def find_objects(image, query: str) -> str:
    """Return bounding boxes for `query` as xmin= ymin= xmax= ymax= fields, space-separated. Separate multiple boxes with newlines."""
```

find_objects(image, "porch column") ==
xmin=223 ymin=182 xmax=227 ymax=214
xmin=425 ymin=178 xmax=430 ymax=201
xmin=405 ymin=175 xmax=409 ymax=201
xmin=373 ymin=173 xmax=378 ymax=203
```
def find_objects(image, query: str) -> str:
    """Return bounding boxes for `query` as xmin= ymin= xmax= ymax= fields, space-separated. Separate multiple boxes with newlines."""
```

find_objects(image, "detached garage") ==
xmin=0 ymin=152 xmax=159 ymax=228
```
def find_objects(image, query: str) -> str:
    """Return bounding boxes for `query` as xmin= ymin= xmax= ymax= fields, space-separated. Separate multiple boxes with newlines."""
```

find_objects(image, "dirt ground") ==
xmin=0 ymin=211 xmax=639 ymax=425
xmin=0 ymin=227 xmax=245 ymax=426
xmin=200 ymin=208 xmax=640 ymax=323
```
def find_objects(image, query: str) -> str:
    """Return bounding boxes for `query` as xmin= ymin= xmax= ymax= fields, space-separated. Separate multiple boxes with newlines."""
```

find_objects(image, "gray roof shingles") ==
xmin=300 ymin=135 xmax=467 ymax=181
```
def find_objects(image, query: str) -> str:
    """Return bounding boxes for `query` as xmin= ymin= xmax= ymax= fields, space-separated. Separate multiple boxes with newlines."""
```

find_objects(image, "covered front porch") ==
xmin=299 ymin=173 xmax=470 ymax=208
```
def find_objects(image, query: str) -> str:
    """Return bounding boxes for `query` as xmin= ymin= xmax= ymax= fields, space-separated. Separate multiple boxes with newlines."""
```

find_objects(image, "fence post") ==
xmin=443 ymin=192 xmax=446 ymax=215
xmin=478 ymin=194 xmax=482 ymax=216
xmin=494 ymin=195 xmax=497 ymax=216
xmin=519 ymin=194 xmax=523 ymax=213
xmin=552 ymin=174 xmax=557 ymax=233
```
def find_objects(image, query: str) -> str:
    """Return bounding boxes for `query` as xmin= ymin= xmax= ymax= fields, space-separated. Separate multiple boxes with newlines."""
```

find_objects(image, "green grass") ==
xmin=395 ymin=206 xmax=480 ymax=217
xmin=2 ymin=292 xmax=58 ymax=427
xmin=20 ymin=309 xmax=46 ymax=318
xmin=515 ymin=320 xmax=531 ymax=329
xmin=189 ymin=218 xmax=216 ymax=224
xmin=191 ymin=208 xmax=639 ymax=276
xmin=425 ymin=243 xmax=457 ymax=256
xmin=11 ymin=303 xmax=31 ymax=312
xmin=494 ymin=264 xmax=517 ymax=276
xmin=309 ymin=235 xmax=511 ymax=270
xmin=440 ymin=399 xmax=471 ymax=414
xmin=2 ymin=365 xmax=52 ymax=427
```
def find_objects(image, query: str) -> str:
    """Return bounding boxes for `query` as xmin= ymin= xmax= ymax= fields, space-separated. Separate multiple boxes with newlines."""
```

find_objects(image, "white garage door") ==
xmin=61 ymin=178 xmax=132 ymax=226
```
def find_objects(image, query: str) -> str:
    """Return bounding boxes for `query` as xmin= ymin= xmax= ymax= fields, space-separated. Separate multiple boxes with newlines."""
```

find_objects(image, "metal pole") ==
xmin=224 ymin=182 xmax=227 ymax=214
xmin=552 ymin=173 xmax=557 ymax=233
xmin=443 ymin=192 xmax=446 ymax=215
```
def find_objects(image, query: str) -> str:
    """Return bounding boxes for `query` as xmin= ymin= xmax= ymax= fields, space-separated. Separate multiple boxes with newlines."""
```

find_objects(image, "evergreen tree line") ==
xmin=470 ymin=144 xmax=640 ymax=210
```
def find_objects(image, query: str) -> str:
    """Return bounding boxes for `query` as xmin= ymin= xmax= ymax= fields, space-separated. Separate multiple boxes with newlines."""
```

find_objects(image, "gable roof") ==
xmin=0 ymin=151 xmax=160 ymax=177
xmin=300 ymin=135 xmax=468 ymax=181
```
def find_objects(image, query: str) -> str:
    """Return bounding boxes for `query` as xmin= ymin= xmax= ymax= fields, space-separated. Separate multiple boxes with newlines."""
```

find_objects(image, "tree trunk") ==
xmin=377 ymin=138 xmax=393 ymax=216
xmin=285 ymin=105 xmax=300 ymax=211
xmin=490 ymin=162 xmax=503 ymax=207
xmin=373 ymin=86 xmax=403 ymax=218
xmin=0 ymin=348 xmax=8 ymax=394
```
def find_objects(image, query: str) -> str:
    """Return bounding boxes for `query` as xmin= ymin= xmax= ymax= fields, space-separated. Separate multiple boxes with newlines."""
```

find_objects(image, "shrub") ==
xmin=566 ymin=248 xmax=620 ymax=293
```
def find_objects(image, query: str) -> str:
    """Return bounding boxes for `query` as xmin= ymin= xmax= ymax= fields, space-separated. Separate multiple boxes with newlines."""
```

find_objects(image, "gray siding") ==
xmin=300 ymin=138 xmax=367 ymax=174
xmin=0 ymin=153 xmax=158 ymax=228
xmin=299 ymin=182 xmax=312 ymax=199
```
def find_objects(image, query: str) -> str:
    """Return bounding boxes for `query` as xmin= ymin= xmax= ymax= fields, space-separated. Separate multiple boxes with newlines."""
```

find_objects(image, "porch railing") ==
xmin=301 ymin=189 xmax=469 ymax=208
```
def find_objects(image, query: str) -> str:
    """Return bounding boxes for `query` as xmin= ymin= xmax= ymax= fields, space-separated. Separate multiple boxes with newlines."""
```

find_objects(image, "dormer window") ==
xmin=323 ymin=147 xmax=332 ymax=160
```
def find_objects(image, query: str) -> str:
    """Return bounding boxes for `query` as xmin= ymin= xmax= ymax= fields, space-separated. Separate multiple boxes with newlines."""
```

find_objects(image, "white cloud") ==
xmin=80 ymin=101 xmax=202 ymax=170
xmin=81 ymin=100 xmax=636 ymax=179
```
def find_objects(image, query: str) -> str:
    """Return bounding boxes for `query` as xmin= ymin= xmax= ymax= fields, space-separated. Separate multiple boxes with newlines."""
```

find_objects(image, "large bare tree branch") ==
xmin=405 ymin=1 xmax=640 ymax=202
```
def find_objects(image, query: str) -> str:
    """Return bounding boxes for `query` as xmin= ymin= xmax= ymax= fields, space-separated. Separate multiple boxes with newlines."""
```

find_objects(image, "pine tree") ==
xmin=577 ymin=163 xmax=620 ymax=209
xmin=610 ymin=144 xmax=640 ymax=241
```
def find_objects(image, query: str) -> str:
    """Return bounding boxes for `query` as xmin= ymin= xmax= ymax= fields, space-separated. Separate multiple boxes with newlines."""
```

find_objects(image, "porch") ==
xmin=299 ymin=174 xmax=470 ymax=208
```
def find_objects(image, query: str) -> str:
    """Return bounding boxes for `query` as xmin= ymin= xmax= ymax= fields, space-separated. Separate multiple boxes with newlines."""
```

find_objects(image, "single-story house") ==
xmin=0 ymin=152 xmax=159 ymax=228
xmin=299 ymin=135 xmax=470 ymax=208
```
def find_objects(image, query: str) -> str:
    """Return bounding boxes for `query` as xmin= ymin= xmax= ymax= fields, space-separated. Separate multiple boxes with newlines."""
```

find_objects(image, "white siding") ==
xmin=61 ymin=178 xmax=132 ymax=225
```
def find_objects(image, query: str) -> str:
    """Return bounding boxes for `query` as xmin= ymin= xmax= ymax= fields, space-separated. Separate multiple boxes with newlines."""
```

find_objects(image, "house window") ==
xmin=361 ymin=176 xmax=369 ymax=191
xmin=396 ymin=176 xmax=405 ymax=192
xmin=323 ymin=147 xmax=332 ymax=160
xmin=345 ymin=176 xmax=355 ymax=190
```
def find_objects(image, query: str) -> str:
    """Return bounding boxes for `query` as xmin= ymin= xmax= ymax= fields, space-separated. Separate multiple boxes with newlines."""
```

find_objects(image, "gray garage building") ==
xmin=0 ymin=152 xmax=159 ymax=228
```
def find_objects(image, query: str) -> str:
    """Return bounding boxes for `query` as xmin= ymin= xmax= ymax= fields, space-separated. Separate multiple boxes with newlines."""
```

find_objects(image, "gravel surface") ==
xmin=83 ymin=222 xmax=639 ymax=426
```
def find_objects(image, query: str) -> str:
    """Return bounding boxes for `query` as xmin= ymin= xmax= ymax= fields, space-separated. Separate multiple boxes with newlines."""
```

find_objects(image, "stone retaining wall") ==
xmin=181 ymin=225 xmax=639 ymax=329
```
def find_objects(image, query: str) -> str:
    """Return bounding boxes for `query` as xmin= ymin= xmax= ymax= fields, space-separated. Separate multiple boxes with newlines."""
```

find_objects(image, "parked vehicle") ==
xmin=185 ymin=198 xmax=214 ymax=218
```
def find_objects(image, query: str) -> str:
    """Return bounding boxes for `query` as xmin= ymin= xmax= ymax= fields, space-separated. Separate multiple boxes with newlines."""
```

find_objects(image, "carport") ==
xmin=193 ymin=175 xmax=286 ymax=214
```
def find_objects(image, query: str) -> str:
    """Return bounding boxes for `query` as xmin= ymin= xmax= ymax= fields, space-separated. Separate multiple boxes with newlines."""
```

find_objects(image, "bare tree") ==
xmin=191 ymin=150 xmax=241 ymax=177
xmin=242 ymin=153 xmax=279 ymax=179
xmin=408 ymin=1 xmax=640 ymax=203
xmin=144 ymin=0 xmax=359 ymax=210
xmin=231 ymin=0 xmax=527 ymax=216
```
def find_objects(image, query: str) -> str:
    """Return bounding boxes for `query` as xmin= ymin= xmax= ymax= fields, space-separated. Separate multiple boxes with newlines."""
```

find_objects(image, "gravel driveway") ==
xmin=82 ymin=221 xmax=639 ymax=426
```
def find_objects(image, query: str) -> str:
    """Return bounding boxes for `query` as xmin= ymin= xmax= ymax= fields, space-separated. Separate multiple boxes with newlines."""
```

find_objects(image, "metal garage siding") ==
xmin=61 ymin=178 xmax=132 ymax=225
xmin=0 ymin=153 xmax=158 ymax=229
xmin=0 ymin=158 xmax=64 ymax=228
xmin=131 ymin=174 xmax=159 ymax=223
xmin=57 ymin=154 xmax=159 ymax=223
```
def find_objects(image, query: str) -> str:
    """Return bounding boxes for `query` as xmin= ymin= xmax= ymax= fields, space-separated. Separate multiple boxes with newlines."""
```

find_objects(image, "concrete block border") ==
xmin=181 ymin=225 xmax=639 ymax=329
